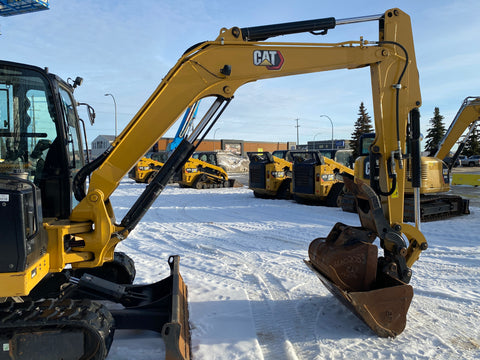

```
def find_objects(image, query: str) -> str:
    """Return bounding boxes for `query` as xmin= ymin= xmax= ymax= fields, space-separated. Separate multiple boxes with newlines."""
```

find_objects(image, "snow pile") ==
xmin=215 ymin=151 xmax=249 ymax=173
xmin=107 ymin=178 xmax=480 ymax=359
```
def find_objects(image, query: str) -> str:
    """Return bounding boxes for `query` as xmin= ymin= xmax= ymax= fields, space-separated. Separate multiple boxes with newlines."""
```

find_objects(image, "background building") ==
xmin=91 ymin=135 xmax=115 ymax=158
xmin=306 ymin=139 xmax=352 ymax=151
xmin=153 ymin=138 xmax=296 ymax=156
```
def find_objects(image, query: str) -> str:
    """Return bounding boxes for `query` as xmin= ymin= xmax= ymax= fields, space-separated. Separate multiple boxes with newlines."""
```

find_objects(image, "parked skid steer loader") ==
xmin=128 ymin=151 xmax=168 ymax=183
xmin=129 ymin=103 xmax=200 ymax=184
xmin=0 ymin=8 xmax=430 ymax=359
xmin=291 ymin=151 xmax=354 ymax=206
xmin=176 ymin=151 xmax=242 ymax=189
xmin=247 ymin=151 xmax=293 ymax=199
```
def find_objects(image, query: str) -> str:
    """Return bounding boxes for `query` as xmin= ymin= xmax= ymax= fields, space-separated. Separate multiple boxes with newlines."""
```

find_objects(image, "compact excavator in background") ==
xmin=0 ymin=8 xmax=430 ymax=359
xmin=341 ymin=97 xmax=480 ymax=221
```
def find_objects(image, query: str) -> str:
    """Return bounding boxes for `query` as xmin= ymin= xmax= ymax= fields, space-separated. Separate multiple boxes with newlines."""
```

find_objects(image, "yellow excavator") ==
xmin=342 ymin=97 xmax=480 ymax=221
xmin=435 ymin=96 xmax=480 ymax=168
xmin=0 ymin=8 xmax=429 ymax=359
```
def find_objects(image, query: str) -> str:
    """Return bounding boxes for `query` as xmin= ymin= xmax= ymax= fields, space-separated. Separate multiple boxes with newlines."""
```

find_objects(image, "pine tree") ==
xmin=350 ymin=102 xmax=373 ymax=160
xmin=424 ymin=107 xmax=446 ymax=156
xmin=463 ymin=124 xmax=480 ymax=156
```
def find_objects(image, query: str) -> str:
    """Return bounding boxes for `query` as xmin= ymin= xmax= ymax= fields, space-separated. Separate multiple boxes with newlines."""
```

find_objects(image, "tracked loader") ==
xmin=128 ymin=150 xmax=168 ymax=183
xmin=0 ymin=7 xmax=434 ymax=358
xmin=291 ymin=151 xmax=354 ymax=206
xmin=247 ymin=151 xmax=293 ymax=199
xmin=176 ymin=151 xmax=242 ymax=189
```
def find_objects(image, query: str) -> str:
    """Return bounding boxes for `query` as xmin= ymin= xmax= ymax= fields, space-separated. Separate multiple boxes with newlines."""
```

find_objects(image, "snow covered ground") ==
xmin=106 ymin=177 xmax=480 ymax=360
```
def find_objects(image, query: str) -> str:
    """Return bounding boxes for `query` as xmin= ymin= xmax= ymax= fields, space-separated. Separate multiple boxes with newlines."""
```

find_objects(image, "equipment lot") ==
xmin=107 ymin=176 xmax=480 ymax=359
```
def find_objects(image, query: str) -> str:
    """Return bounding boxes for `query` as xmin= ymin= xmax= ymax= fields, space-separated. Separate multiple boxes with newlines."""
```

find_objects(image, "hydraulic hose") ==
xmin=371 ymin=40 xmax=409 ymax=197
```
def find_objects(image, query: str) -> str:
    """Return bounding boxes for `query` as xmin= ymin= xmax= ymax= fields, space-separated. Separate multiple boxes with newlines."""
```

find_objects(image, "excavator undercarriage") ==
xmin=341 ymin=191 xmax=470 ymax=222
xmin=0 ymin=256 xmax=189 ymax=360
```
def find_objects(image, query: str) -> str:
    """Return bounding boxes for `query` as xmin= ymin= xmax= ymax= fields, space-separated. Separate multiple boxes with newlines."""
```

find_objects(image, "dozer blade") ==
xmin=306 ymin=237 xmax=413 ymax=338
xmin=162 ymin=255 xmax=191 ymax=360
xmin=109 ymin=255 xmax=191 ymax=360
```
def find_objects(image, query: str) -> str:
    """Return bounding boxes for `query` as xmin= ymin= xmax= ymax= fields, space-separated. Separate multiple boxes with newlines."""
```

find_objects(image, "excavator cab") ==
xmin=0 ymin=61 xmax=81 ymax=219
xmin=0 ymin=61 xmax=79 ymax=280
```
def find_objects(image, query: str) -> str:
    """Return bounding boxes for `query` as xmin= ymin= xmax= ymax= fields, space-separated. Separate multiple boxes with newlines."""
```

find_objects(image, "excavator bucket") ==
xmin=109 ymin=255 xmax=191 ymax=359
xmin=305 ymin=174 xmax=414 ymax=337
xmin=305 ymin=236 xmax=413 ymax=337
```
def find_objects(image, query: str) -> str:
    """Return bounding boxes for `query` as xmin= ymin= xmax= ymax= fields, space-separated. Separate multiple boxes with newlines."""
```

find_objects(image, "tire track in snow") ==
xmin=148 ymin=218 xmax=316 ymax=359
xmin=122 ymin=185 xmax=361 ymax=359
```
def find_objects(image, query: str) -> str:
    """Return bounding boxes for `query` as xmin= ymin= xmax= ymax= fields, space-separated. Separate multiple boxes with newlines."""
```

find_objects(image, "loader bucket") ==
xmin=306 ymin=238 xmax=413 ymax=337
xmin=111 ymin=255 xmax=191 ymax=360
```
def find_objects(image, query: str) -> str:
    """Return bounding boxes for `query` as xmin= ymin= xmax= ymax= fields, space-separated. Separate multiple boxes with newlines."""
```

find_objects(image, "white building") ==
xmin=91 ymin=135 xmax=115 ymax=159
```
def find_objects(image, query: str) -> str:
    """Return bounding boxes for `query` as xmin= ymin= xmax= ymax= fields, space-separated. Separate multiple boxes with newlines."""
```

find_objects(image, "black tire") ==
xmin=293 ymin=194 xmax=309 ymax=205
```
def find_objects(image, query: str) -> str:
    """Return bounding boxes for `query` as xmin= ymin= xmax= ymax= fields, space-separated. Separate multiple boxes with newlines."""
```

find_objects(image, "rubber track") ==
xmin=0 ymin=298 xmax=114 ymax=360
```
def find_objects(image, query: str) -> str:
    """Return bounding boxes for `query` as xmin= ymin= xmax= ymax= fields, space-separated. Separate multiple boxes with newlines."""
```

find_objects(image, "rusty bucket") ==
xmin=306 ymin=236 xmax=413 ymax=337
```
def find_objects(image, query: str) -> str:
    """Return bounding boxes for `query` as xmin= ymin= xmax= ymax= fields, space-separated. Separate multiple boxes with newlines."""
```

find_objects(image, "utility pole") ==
xmin=294 ymin=118 xmax=300 ymax=148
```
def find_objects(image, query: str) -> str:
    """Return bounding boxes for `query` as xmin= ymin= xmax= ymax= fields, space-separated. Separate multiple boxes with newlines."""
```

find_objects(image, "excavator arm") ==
xmin=435 ymin=96 xmax=480 ymax=163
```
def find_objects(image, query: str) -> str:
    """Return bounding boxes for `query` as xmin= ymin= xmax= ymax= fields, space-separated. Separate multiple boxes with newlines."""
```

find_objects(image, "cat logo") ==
xmin=253 ymin=50 xmax=284 ymax=70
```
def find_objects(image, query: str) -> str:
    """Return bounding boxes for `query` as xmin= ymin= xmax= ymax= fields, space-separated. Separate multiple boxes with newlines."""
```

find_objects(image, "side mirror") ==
xmin=77 ymin=103 xmax=96 ymax=125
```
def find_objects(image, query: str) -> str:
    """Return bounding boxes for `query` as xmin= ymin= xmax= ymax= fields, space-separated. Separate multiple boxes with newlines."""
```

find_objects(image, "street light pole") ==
xmin=320 ymin=114 xmax=334 ymax=150
xmin=104 ymin=93 xmax=117 ymax=138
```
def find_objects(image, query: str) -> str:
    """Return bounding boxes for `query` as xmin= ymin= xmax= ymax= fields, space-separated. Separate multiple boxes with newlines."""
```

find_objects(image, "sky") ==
xmin=1 ymin=0 xmax=479 ymax=147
